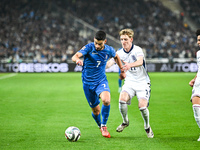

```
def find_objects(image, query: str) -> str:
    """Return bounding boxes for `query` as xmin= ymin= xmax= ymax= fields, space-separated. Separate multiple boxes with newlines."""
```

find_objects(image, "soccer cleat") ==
xmin=116 ymin=121 xmax=129 ymax=132
xmin=145 ymin=127 xmax=154 ymax=138
xmin=118 ymin=87 xmax=122 ymax=93
xmin=197 ymin=135 xmax=200 ymax=141
xmin=100 ymin=126 xmax=111 ymax=138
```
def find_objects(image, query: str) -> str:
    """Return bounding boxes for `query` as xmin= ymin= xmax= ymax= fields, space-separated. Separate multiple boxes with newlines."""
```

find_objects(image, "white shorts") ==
xmin=122 ymin=82 xmax=151 ymax=105
xmin=191 ymin=80 xmax=200 ymax=100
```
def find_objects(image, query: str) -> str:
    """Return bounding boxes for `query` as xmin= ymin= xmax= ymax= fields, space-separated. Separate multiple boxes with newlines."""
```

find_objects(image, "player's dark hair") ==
xmin=95 ymin=31 xmax=106 ymax=40
xmin=196 ymin=29 xmax=200 ymax=37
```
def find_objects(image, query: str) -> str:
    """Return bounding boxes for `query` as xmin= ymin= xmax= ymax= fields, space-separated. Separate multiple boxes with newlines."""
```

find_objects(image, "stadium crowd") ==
xmin=0 ymin=0 xmax=85 ymax=63
xmin=180 ymin=0 xmax=200 ymax=26
xmin=0 ymin=0 xmax=199 ymax=63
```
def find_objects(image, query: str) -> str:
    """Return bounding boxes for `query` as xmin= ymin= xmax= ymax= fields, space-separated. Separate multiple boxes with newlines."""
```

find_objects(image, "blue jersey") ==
xmin=78 ymin=42 xmax=116 ymax=85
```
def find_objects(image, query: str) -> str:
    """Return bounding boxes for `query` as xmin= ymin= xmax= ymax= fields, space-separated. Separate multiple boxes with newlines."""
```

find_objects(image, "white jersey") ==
xmin=196 ymin=50 xmax=200 ymax=79
xmin=117 ymin=45 xmax=150 ymax=85
xmin=191 ymin=50 xmax=200 ymax=99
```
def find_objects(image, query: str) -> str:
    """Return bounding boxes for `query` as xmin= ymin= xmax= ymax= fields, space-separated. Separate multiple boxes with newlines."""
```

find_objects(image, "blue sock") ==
xmin=101 ymin=104 xmax=110 ymax=126
xmin=92 ymin=112 xmax=101 ymax=128
xmin=118 ymin=79 xmax=122 ymax=87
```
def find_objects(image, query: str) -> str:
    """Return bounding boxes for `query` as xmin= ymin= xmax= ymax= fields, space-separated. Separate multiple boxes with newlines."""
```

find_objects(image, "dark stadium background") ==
xmin=0 ymin=0 xmax=199 ymax=72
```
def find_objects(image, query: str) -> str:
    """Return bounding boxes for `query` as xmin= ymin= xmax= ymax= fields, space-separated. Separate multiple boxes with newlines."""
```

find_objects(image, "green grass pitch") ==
xmin=0 ymin=72 xmax=200 ymax=150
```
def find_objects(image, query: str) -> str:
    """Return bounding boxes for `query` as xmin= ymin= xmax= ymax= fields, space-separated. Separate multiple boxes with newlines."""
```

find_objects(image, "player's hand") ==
xmin=120 ymin=72 xmax=126 ymax=80
xmin=122 ymin=61 xmax=131 ymax=71
xmin=76 ymin=59 xmax=83 ymax=66
xmin=189 ymin=79 xmax=195 ymax=87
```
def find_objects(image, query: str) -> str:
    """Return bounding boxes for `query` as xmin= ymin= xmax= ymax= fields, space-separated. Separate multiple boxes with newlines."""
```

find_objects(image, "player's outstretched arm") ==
xmin=106 ymin=58 xmax=115 ymax=69
xmin=189 ymin=74 xmax=197 ymax=87
xmin=114 ymin=54 xmax=124 ymax=71
xmin=123 ymin=56 xmax=143 ymax=71
xmin=72 ymin=52 xmax=83 ymax=66
xmin=114 ymin=54 xmax=126 ymax=79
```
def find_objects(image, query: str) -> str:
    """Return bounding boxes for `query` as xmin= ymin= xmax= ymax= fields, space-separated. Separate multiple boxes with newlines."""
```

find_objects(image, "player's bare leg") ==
xmin=192 ymin=97 xmax=200 ymax=141
xmin=91 ymin=105 xmax=101 ymax=128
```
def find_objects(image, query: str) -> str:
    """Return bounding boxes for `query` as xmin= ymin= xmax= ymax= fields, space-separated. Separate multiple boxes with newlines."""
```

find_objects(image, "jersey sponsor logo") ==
xmin=92 ymin=52 xmax=98 ymax=54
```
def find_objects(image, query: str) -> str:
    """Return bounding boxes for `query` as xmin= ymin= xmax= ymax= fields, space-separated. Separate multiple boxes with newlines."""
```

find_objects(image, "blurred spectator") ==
xmin=180 ymin=0 xmax=200 ymax=25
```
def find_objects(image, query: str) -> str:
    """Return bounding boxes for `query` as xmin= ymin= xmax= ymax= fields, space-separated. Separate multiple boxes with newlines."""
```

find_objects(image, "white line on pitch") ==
xmin=0 ymin=73 xmax=17 ymax=80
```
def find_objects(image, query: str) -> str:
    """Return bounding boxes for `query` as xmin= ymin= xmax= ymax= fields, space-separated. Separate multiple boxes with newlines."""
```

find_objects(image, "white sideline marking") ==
xmin=0 ymin=73 xmax=17 ymax=80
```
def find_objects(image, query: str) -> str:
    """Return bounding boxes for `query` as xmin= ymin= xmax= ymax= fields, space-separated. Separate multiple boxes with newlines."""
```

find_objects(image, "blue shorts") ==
xmin=83 ymin=80 xmax=110 ymax=108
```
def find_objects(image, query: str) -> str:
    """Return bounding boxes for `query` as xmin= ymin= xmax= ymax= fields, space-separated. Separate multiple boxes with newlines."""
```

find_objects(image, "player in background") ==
xmin=107 ymin=28 xmax=154 ymax=138
xmin=189 ymin=28 xmax=200 ymax=141
xmin=118 ymin=68 xmax=122 ymax=93
xmin=72 ymin=31 xmax=125 ymax=138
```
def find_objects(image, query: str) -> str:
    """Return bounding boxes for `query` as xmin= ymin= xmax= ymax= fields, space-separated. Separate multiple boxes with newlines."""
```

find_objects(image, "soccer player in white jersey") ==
xmin=107 ymin=28 xmax=154 ymax=138
xmin=189 ymin=29 xmax=200 ymax=141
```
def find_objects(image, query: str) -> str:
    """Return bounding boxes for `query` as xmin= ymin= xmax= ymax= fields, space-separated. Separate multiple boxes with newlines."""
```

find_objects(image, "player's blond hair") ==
xmin=119 ymin=29 xmax=134 ymax=38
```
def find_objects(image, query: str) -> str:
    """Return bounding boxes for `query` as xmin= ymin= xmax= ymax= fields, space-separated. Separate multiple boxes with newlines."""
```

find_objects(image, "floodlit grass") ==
xmin=0 ymin=72 xmax=199 ymax=150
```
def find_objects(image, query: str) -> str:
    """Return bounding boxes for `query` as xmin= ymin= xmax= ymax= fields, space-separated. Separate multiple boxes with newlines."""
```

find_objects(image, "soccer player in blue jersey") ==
xmin=72 ymin=31 xmax=125 ymax=138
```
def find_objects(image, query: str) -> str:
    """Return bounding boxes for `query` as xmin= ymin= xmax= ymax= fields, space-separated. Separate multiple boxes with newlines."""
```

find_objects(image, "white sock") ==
xmin=193 ymin=104 xmax=200 ymax=128
xmin=119 ymin=100 xmax=128 ymax=123
xmin=140 ymin=107 xmax=150 ymax=129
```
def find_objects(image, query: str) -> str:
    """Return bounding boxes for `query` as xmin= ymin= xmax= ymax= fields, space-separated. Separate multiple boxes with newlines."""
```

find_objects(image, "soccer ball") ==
xmin=65 ymin=126 xmax=81 ymax=142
